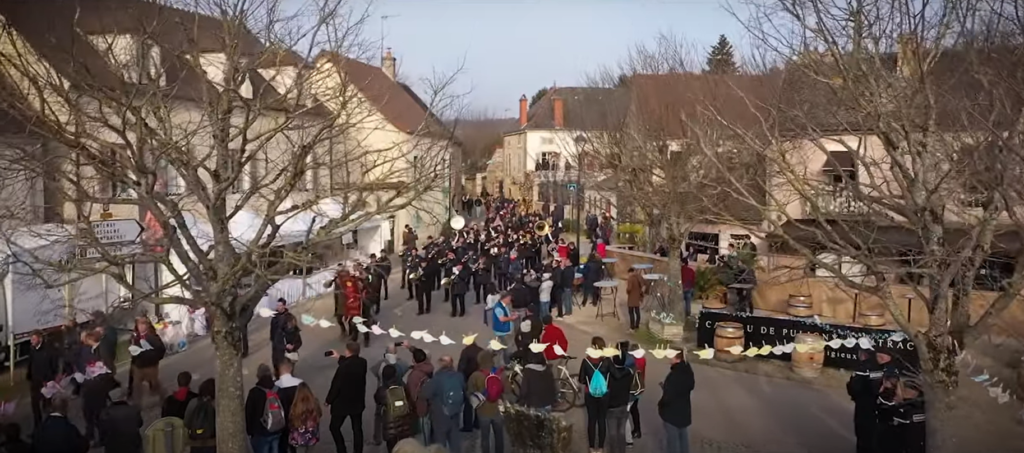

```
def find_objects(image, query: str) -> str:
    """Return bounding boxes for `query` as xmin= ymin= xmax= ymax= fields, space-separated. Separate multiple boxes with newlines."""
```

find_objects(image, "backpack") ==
xmin=629 ymin=368 xmax=645 ymax=396
xmin=261 ymin=387 xmax=287 ymax=433
xmin=484 ymin=369 xmax=504 ymax=403
xmin=439 ymin=374 xmax=465 ymax=416
xmin=385 ymin=385 xmax=410 ymax=419
xmin=184 ymin=398 xmax=216 ymax=441
xmin=587 ymin=361 xmax=608 ymax=397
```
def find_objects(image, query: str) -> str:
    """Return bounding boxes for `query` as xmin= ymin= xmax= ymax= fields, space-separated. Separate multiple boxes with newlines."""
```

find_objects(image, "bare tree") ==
xmin=680 ymin=0 xmax=1024 ymax=450
xmin=0 ymin=0 xmax=461 ymax=450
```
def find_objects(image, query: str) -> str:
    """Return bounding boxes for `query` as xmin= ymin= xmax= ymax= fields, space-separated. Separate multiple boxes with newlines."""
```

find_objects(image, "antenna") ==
xmin=380 ymin=14 xmax=400 ymax=60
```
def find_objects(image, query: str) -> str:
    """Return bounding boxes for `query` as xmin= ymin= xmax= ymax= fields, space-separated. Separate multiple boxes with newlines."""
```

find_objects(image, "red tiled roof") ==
xmin=317 ymin=51 xmax=452 ymax=138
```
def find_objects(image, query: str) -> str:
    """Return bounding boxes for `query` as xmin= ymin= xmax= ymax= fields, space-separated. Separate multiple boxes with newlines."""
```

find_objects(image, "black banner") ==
xmin=695 ymin=310 xmax=919 ymax=370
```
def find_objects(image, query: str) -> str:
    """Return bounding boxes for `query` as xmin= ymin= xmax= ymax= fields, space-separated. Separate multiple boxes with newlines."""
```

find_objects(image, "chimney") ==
xmin=519 ymin=95 xmax=528 ymax=127
xmin=382 ymin=48 xmax=397 ymax=80
xmin=552 ymin=95 xmax=564 ymax=129
xmin=896 ymin=34 xmax=919 ymax=78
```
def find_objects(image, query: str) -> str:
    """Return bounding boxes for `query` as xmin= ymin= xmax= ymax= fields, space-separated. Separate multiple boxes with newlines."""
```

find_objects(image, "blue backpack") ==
xmin=437 ymin=372 xmax=465 ymax=416
xmin=587 ymin=361 xmax=608 ymax=397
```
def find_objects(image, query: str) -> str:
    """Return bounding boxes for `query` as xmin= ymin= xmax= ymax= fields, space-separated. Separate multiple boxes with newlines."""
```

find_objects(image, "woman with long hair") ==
xmin=288 ymin=383 xmax=322 ymax=452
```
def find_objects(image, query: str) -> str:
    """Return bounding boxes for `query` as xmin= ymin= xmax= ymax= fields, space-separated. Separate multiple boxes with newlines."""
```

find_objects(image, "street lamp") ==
xmin=574 ymin=134 xmax=587 ymax=250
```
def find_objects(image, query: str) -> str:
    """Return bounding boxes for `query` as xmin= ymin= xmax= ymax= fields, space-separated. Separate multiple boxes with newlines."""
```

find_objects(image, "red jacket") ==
xmin=596 ymin=242 xmax=607 ymax=258
xmin=340 ymin=276 xmax=364 ymax=317
xmin=681 ymin=265 xmax=696 ymax=290
xmin=557 ymin=244 xmax=569 ymax=259
xmin=540 ymin=323 xmax=569 ymax=362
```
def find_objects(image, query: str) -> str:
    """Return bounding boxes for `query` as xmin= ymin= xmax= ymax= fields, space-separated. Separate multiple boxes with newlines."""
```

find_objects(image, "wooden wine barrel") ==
xmin=791 ymin=333 xmax=826 ymax=377
xmin=859 ymin=307 xmax=886 ymax=327
xmin=787 ymin=295 xmax=814 ymax=317
xmin=714 ymin=322 xmax=745 ymax=362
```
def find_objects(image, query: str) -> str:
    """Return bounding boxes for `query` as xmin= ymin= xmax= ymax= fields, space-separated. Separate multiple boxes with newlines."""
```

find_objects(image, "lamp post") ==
xmin=574 ymin=134 xmax=587 ymax=250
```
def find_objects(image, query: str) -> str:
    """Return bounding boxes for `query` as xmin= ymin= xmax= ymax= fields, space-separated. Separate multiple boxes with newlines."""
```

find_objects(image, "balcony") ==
xmin=803 ymin=189 xmax=867 ymax=216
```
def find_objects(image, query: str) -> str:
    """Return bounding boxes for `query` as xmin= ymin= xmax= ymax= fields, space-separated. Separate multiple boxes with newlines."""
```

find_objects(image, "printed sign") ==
xmin=695 ymin=310 xmax=919 ymax=370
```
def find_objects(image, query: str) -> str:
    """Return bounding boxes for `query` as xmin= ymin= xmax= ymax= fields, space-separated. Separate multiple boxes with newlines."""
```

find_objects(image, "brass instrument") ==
xmin=534 ymin=221 xmax=550 ymax=236
xmin=408 ymin=271 xmax=422 ymax=281
xmin=450 ymin=215 xmax=466 ymax=230
xmin=441 ymin=277 xmax=452 ymax=287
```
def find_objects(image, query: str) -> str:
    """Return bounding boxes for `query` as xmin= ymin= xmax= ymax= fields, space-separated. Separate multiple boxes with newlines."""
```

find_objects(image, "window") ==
xmin=158 ymin=160 xmax=184 ymax=195
xmin=248 ymin=152 xmax=265 ymax=191
xmin=541 ymin=137 xmax=555 ymax=145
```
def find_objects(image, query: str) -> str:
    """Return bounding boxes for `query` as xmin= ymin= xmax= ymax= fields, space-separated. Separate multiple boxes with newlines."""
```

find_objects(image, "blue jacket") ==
xmin=492 ymin=303 xmax=512 ymax=335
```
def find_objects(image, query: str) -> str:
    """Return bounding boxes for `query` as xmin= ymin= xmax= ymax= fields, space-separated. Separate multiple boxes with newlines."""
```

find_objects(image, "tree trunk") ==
xmin=666 ymin=230 xmax=684 ymax=321
xmin=921 ymin=332 xmax=964 ymax=453
xmin=211 ymin=309 xmax=248 ymax=453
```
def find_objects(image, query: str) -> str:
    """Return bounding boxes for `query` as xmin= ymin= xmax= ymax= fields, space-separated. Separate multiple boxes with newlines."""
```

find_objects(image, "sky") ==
xmin=364 ymin=0 xmax=747 ymax=115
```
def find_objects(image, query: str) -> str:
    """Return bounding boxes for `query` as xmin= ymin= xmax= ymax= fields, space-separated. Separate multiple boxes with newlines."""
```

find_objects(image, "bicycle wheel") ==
xmin=553 ymin=377 xmax=577 ymax=412
xmin=509 ymin=372 xmax=522 ymax=401
xmin=570 ymin=373 xmax=585 ymax=407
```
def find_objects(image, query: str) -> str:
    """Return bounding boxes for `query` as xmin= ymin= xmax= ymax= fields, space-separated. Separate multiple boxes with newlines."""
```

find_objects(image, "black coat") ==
xmin=519 ymin=364 xmax=558 ymax=409
xmin=473 ymin=263 xmax=492 ymax=287
xmin=26 ymin=342 xmax=61 ymax=386
xmin=509 ymin=284 xmax=531 ymax=310
xmin=558 ymin=266 xmax=575 ymax=288
xmin=658 ymin=361 xmax=695 ymax=428
xmin=457 ymin=344 xmax=483 ymax=380
xmin=606 ymin=362 xmax=634 ymax=409
xmin=129 ymin=331 xmax=166 ymax=369
xmin=31 ymin=415 xmax=89 ymax=453
xmin=325 ymin=355 xmax=368 ymax=414
xmin=245 ymin=379 xmax=278 ymax=437
xmin=97 ymin=402 xmax=143 ymax=453
xmin=451 ymin=267 xmax=471 ymax=295
xmin=161 ymin=390 xmax=198 ymax=419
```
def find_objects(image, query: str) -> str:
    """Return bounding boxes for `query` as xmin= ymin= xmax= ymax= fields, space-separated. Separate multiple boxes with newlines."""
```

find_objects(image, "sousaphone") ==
xmin=449 ymin=215 xmax=466 ymax=230
xmin=534 ymin=221 xmax=551 ymax=236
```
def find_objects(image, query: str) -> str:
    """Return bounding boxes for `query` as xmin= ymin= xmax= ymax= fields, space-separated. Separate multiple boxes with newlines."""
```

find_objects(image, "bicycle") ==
xmin=507 ymin=355 xmax=582 ymax=412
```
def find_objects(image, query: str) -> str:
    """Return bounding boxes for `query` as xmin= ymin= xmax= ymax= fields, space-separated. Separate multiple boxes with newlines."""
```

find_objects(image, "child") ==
xmin=161 ymin=372 xmax=198 ymax=419
xmin=288 ymin=383 xmax=321 ymax=453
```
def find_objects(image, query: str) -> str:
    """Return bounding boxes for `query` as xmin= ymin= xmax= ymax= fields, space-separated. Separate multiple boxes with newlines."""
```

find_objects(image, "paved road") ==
xmin=11 ymin=267 xmax=855 ymax=453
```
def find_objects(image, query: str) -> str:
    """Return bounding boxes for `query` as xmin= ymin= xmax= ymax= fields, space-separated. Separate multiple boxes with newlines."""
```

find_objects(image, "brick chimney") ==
xmin=552 ymin=95 xmax=564 ymax=129
xmin=382 ymin=48 xmax=396 ymax=80
xmin=896 ymin=35 xmax=919 ymax=78
xmin=519 ymin=94 xmax=528 ymax=127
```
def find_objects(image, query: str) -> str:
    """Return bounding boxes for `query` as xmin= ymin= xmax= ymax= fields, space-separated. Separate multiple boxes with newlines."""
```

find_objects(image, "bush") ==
xmin=694 ymin=266 xmax=724 ymax=300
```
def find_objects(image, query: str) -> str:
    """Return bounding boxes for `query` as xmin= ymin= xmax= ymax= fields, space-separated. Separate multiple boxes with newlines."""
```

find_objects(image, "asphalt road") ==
xmin=10 ymin=267 xmax=856 ymax=453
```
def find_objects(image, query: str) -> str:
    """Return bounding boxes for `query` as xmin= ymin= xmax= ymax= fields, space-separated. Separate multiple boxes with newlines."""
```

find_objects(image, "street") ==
xmin=12 ymin=269 xmax=855 ymax=453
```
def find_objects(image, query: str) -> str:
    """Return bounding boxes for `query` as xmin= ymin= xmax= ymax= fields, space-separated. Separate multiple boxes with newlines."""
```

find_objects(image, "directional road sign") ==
xmin=567 ymin=183 xmax=578 ymax=191
xmin=90 ymin=219 xmax=144 ymax=244
xmin=77 ymin=243 xmax=142 ymax=259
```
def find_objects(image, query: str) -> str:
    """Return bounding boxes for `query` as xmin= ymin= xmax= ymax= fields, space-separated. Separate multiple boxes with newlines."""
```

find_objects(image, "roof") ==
xmin=0 ymin=0 xmax=323 ymax=114
xmin=522 ymin=87 xmax=630 ymax=131
xmin=625 ymin=72 xmax=779 ymax=140
xmin=316 ymin=52 xmax=454 ymax=139
xmin=776 ymin=45 xmax=1024 ymax=134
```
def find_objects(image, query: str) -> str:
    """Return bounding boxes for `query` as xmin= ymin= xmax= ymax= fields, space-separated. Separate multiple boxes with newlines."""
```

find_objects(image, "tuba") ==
xmin=450 ymin=215 xmax=466 ymax=230
xmin=534 ymin=221 xmax=550 ymax=236
xmin=441 ymin=277 xmax=452 ymax=287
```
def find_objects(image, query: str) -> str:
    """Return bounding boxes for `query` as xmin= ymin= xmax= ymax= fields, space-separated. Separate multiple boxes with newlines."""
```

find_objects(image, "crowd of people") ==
xmin=6 ymin=195 xmax=702 ymax=453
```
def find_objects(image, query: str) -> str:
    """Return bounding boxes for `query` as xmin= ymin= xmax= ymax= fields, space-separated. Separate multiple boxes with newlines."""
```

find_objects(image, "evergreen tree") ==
xmin=530 ymin=88 xmax=549 ymax=108
xmin=705 ymin=34 xmax=739 ymax=74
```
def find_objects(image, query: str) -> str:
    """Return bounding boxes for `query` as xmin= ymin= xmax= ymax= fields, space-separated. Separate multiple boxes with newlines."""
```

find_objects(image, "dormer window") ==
xmin=200 ymin=53 xmax=253 ymax=98
xmin=87 ymin=34 xmax=163 ymax=86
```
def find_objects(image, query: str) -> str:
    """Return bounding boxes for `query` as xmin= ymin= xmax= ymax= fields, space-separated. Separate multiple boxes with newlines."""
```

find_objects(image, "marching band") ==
xmin=326 ymin=195 xmax=571 ymax=347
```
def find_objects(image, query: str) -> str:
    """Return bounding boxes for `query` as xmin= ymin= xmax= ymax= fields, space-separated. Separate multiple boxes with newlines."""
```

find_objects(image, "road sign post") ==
xmin=77 ymin=219 xmax=145 ymax=260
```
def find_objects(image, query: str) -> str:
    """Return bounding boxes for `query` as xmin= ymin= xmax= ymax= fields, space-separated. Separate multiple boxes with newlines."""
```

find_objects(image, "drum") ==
xmin=714 ymin=322 xmax=745 ymax=362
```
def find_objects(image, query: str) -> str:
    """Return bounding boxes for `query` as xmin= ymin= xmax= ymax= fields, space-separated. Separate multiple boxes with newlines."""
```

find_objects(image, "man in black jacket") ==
xmin=456 ymin=337 xmax=483 ymax=432
xmin=326 ymin=342 xmax=368 ymax=453
xmin=450 ymin=262 xmax=470 ymax=317
xmin=376 ymin=251 xmax=392 ymax=301
xmin=848 ymin=348 xmax=884 ymax=453
xmin=26 ymin=330 xmax=61 ymax=427
xmin=31 ymin=397 xmax=89 ymax=453
xmin=658 ymin=350 xmax=695 ymax=453
xmin=472 ymin=255 xmax=491 ymax=304
xmin=97 ymin=388 xmax=143 ymax=453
